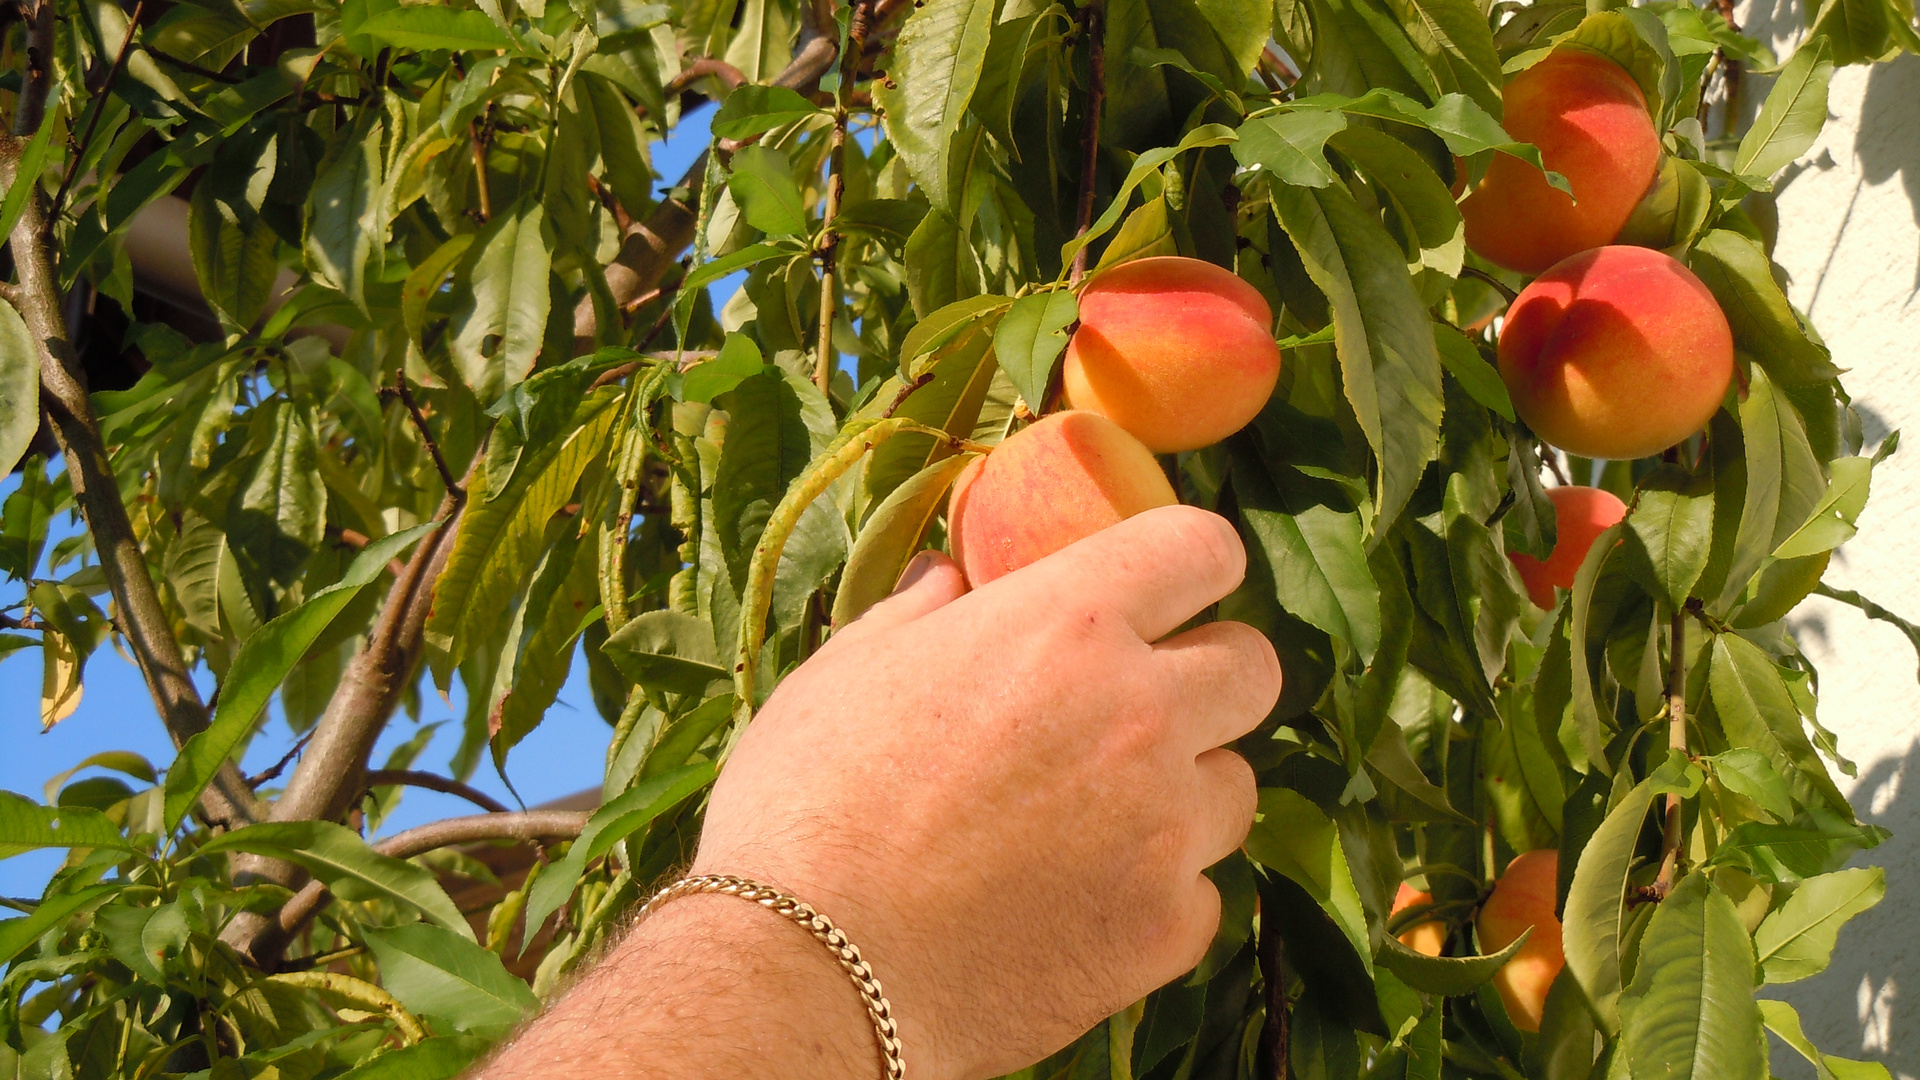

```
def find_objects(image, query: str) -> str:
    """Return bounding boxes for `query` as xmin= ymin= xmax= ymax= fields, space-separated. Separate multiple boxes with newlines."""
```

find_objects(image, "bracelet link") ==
xmin=637 ymin=873 xmax=905 ymax=1079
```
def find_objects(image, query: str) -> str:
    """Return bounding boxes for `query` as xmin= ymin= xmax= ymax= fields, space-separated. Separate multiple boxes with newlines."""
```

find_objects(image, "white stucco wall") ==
xmin=1732 ymin=5 xmax=1920 ymax=1073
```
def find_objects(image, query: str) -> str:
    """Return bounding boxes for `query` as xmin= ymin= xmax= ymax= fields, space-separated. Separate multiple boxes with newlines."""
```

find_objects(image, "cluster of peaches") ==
xmin=944 ymin=48 xmax=1735 ymax=1031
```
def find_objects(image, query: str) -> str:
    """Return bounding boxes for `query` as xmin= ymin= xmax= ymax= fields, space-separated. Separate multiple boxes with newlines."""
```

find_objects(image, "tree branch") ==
xmin=392 ymin=369 xmax=462 ymax=497
xmin=275 ymin=810 xmax=590 ymax=946
xmin=364 ymin=769 xmax=511 ymax=814
xmin=49 ymin=0 xmax=143 ymax=227
xmin=3 ymin=2 xmax=259 ymax=830
xmin=1069 ymin=0 xmax=1107 ymax=285
xmin=1653 ymin=605 xmax=1688 ymax=898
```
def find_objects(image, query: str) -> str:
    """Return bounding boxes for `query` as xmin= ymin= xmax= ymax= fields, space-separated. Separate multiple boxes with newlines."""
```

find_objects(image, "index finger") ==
xmin=990 ymin=504 xmax=1248 ymax=642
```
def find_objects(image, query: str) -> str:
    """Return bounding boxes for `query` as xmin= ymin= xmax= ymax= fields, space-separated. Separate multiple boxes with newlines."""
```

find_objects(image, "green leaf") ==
xmin=229 ymin=399 xmax=326 ymax=590
xmin=0 ymin=109 xmax=55 ymax=250
xmin=1233 ymin=453 xmax=1382 ymax=663
xmin=1434 ymin=323 xmax=1512 ymax=422
xmin=1318 ymin=88 xmax=1568 ymax=192
xmin=673 ymin=334 xmax=771 ymax=404
xmin=1753 ymin=866 xmax=1884 ymax=984
xmin=356 ymin=7 xmax=511 ymax=50
xmin=1376 ymin=926 xmax=1531 ymax=996
xmin=1736 ymin=37 xmax=1832 ymax=179
xmin=402 ymin=233 xmax=475 ymax=352
xmin=711 ymin=84 xmax=827 ymax=139
xmin=833 ymin=454 xmax=972 ymax=627
xmin=1710 ymin=813 xmax=1888 ymax=883
xmin=361 ymin=923 xmax=538 ymax=1032
xmin=520 ymin=762 xmax=717 ymax=945
xmin=1244 ymin=788 xmax=1373 ymax=978
xmin=165 ymin=523 xmax=438 ymax=830
xmin=1233 ymin=108 xmax=1348 ymax=188
xmin=992 ymin=289 xmax=1077 ymax=411
xmin=1562 ymin=777 xmax=1655 ymax=1035
xmin=1806 ymin=0 xmax=1914 ymax=66
xmin=198 ymin=820 xmax=473 ymax=938
xmin=1383 ymin=0 xmax=1504 ymax=116
xmin=1711 ymin=366 xmax=1826 ymax=612
xmin=1271 ymin=182 xmax=1443 ymax=529
xmin=1709 ymin=747 xmax=1796 ymax=820
xmin=1329 ymin=126 xmax=1465 ymax=279
xmin=1619 ymin=872 xmax=1765 ymax=1080
xmin=1094 ymin=196 xmax=1181 ymax=273
xmin=335 ymin=1036 xmax=494 ymax=1080
xmin=726 ymin=145 xmax=808 ymax=236
xmin=450 ymin=199 xmax=554 ymax=400
xmin=1760 ymin=1000 xmax=1895 ymax=1080
xmin=1772 ymin=455 xmax=1872 ymax=559
xmin=191 ymin=177 xmax=281 ymax=334
xmin=0 ymin=791 xmax=129 ymax=859
xmin=0 ymin=883 xmax=119 ymax=966
xmin=1622 ymin=466 xmax=1715 ymax=609
xmin=601 ymin=609 xmax=727 ymax=694
xmin=0 ymin=296 xmax=37 ymax=478
xmin=1709 ymin=632 xmax=1850 ymax=814
xmin=1060 ymin=125 xmax=1238 ymax=269
xmin=898 ymin=295 xmax=1013 ymax=375
xmin=712 ymin=369 xmax=815 ymax=587
xmin=302 ymin=109 xmax=383 ymax=312
xmin=1689 ymin=231 xmax=1839 ymax=388
xmin=872 ymin=0 xmax=998 ymax=211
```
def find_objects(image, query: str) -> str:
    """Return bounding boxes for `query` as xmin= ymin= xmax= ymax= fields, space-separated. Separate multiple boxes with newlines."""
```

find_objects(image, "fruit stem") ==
xmin=1653 ymin=604 xmax=1688 ymax=898
xmin=1459 ymin=265 xmax=1518 ymax=306
xmin=814 ymin=0 xmax=875 ymax=393
xmin=1069 ymin=0 xmax=1107 ymax=285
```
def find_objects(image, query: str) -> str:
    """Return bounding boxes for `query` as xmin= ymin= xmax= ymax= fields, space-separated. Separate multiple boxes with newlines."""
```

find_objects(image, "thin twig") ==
xmin=1460 ymin=266 xmax=1518 ymax=305
xmin=667 ymin=57 xmax=748 ymax=94
xmin=1652 ymin=606 xmax=1688 ymax=899
xmin=50 ymin=0 xmax=143 ymax=226
xmin=1069 ymin=0 xmax=1107 ymax=285
xmin=364 ymin=769 xmax=510 ymax=814
xmin=470 ymin=120 xmax=492 ymax=223
xmin=1543 ymin=448 xmax=1570 ymax=486
xmin=274 ymin=810 xmax=591 ymax=944
xmin=141 ymin=48 xmax=244 ymax=84
xmin=246 ymin=732 xmax=315 ymax=789
xmin=814 ymin=0 xmax=877 ymax=393
xmin=393 ymin=370 xmax=461 ymax=497
xmin=881 ymin=372 xmax=934 ymax=418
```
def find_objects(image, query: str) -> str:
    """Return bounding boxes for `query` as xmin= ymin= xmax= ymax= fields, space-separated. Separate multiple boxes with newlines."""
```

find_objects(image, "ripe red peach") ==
xmin=1477 ymin=849 xmax=1565 ymax=1033
xmin=947 ymin=411 xmax=1177 ymax=586
xmin=1497 ymin=246 xmax=1735 ymax=461
xmin=1392 ymin=883 xmax=1448 ymax=957
xmin=1508 ymin=485 xmax=1629 ymax=609
xmin=1061 ymin=256 xmax=1281 ymax=453
xmin=1460 ymin=50 xmax=1661 ymax=274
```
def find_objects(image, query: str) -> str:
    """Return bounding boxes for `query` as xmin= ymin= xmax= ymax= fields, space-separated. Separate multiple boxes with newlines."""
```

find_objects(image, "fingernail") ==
xmin=893 ymin=550 xmax=940 ymax=593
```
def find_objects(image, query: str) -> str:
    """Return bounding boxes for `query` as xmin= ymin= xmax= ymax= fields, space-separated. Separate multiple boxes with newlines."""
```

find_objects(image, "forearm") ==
xmin=479 ymin=894 xmax=879 ymax=1079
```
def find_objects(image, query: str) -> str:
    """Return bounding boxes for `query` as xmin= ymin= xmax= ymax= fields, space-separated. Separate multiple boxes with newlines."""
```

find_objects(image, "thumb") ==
xmin=830 ymin=550 xmax=967 ymax=643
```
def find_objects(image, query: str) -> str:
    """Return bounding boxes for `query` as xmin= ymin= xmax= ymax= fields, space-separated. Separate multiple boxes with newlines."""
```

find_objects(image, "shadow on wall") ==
xmin=1853 ymin=53 xmax=1920 ymax=297
xmin=1774 ymin=606 xmax=1920 ymax=1080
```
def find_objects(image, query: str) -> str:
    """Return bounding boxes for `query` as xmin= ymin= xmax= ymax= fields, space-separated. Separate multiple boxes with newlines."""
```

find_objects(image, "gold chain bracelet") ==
xmin=636 ymin=873 xmax=906 ymax=1079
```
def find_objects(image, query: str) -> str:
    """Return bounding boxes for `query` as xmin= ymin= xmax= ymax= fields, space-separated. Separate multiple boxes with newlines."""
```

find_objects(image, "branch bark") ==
xmin=275 ymin=810 xmax=591 ymax=948
xmin=3 ymin=1 xmax=259 ymax=830
xmin=814 ymin=0 xmax=877 ymax=392
xmin=1653 ymin=605 xmax=1688 ymax=898
xmin=364 ymin=770 xmax=511 ymax=814
xmin=1069 ymin=0 xmax=1108 ymax=285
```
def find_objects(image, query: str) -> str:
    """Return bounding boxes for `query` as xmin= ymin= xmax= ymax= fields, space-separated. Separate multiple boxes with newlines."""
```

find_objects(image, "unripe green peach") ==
xmin=1061 ymin=256 xmax=1281 ymax=453
xmin=1507 ymin=486 xmax=1628 ymax=609
xmin=1460 ymin=50 xmax=1661 ymax=274
xmin=948 ymin=411 xmax=1177 ymax=586
xmin=1477 ymin=849 xmax=1565 ymax=1033
xmin=1497 ymin=246 xmax=1734 ymax=461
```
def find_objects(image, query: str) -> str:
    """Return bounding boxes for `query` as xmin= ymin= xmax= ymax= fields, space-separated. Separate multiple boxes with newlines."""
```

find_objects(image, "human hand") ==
xmin=693 ymin=504 xmax=1282 ymax=1080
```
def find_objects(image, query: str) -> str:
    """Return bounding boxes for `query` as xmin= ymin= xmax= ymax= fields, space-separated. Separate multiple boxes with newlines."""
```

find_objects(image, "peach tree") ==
xmin=0 ymin=0 xmax=1914 ymax=1072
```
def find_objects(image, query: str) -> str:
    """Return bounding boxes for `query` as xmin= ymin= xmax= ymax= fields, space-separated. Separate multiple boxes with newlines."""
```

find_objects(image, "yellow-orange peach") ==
xmin=1061 ymin=256 xmax=1281 ymax=453
xmin=1392 ymin=883 xmax=1447 ymax=957
xmin=1507 ymin=486 xmax=1628 ymax=609
xmin=948 ymin=411 xmax=1177 ymax=586
xmin=1477 ymin=849 xmax=1565 ymax=1033
xmin=1498 ymin=246 xmax=1734 ymax=460
xmin=1460 ymin=50 xmax=1661 ymax=274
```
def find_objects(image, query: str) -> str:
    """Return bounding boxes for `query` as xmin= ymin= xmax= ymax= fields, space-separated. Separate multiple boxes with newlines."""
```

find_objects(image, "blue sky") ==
xmin=0 ymin=106 xmax=719 ymax=901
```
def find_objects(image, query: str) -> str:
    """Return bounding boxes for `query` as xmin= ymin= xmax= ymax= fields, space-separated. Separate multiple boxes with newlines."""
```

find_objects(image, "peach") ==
xmin=1497 ymin=246 xmax=1734 ymax=460
xmin=1061 ymin=256 xmax=1281 ymax=453
xmin=1477 ymin=849 xmax=1565 ymax=1033
xmin=1392 ymin=883 xmax=1448 ymax=957
xmin=948 ymin=411 xmax=1177 ymax=586
xmin=1460 ymin=49 xmax=1661 ymax=274
xmin=1507 ymin=485 xmax=1628 ymax=609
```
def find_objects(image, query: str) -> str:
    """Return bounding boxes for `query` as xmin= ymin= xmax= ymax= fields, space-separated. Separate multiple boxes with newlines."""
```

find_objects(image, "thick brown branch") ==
xmin=668 ymin=57 xmax=748 ymax=94
xmin=3 ymin=8 xmax=258 ymax=830
xmin=1069 ymin=0 xmax=1107 ymax=285
xmin=364 ymin=769 xmax=511 ymax=814
xmin=276 ymin=810 xmax=590 ymax=945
